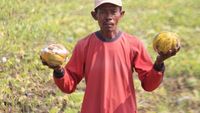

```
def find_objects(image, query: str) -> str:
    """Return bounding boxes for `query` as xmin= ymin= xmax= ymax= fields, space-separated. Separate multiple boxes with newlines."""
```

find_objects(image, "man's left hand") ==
xmin=155 ymin=46 xmax=181 ymax=64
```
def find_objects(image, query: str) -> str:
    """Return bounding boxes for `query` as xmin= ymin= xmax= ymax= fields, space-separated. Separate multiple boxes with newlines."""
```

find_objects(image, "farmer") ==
xmin=42 ymin=0 xmax=180 ymax=112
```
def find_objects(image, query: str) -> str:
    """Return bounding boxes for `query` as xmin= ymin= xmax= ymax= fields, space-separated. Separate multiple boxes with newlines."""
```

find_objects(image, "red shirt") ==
xmin=54 ymin=32 xmax=164 ymax=113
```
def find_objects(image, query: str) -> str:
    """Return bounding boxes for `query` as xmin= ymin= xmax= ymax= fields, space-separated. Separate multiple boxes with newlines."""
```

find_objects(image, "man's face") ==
xmin=94 ymin=3 xmax=124 ymax=32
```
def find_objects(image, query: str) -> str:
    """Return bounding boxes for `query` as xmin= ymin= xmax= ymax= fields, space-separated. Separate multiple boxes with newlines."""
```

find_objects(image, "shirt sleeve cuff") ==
xmin=153 ymin=62 xmax=165 ymax=72
xmin=53 ymin=68 xmax=64 ymax=78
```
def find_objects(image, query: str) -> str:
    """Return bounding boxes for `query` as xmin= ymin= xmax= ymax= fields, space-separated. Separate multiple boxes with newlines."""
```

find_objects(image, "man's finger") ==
xmin=42 ymin=61 xmax=48 ymax=65
xmin=176 ymin=46 xmax=181 ymax=52
xmin=47 ymin=64 xmax=61 ymax=69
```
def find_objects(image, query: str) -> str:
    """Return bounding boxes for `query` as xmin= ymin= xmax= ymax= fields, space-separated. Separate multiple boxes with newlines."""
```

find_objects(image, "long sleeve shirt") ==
xmin=53 ymin=31 xmax=164 ymax=113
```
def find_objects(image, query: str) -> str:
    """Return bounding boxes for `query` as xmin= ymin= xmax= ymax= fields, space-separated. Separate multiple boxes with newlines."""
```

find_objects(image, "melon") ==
xmin=153 ymin=32 xmax=181 ymax=54
xmin=40 ymin=44 xmax=68 ymax=66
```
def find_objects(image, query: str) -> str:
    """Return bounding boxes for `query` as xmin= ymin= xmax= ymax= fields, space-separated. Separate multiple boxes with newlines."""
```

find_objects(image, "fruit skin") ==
xmin=153 ymin=32 xmax=181 ymax=54
xmin=40 ymin=44 xmax=68 ymax=66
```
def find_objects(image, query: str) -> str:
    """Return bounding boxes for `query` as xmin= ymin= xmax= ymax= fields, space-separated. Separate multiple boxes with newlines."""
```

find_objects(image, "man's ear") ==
xmin=120 ymin=11 xmax=125 ymax=17
xmin=91 ymin=11 xmax=97 ymax=20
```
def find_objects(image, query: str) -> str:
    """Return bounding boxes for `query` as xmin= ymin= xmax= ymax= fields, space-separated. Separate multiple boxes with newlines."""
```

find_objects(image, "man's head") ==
xmin=94 ymin=0 xmax=122 ymax=10
xmin=91 ymin=0 xmax=125 ymax=33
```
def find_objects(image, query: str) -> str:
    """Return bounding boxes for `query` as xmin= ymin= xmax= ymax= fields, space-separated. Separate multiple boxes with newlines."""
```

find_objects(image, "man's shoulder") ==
xmin=122 ymin=32 xmax=147 ymax=51
xmin=74 ymin=32 xmax=96 ymax=50
xmin=122 ymin=32 xmax=142 ymax=44
xmin=77 ymin=32 xmax=95 ymax=44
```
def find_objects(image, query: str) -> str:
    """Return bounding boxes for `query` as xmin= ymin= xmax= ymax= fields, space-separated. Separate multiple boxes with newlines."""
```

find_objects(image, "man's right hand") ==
xmin=40 ymin=57 xmax=63 ymax=71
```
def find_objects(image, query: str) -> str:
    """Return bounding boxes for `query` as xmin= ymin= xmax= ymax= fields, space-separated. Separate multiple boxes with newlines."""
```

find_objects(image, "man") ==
xmin=42 ymin=0 xmax=180 ymax=112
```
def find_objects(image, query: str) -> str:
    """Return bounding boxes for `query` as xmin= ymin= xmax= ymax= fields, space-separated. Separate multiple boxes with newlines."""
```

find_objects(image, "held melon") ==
xmin=40 ymin=44 xmax=68 ymax=66
xmin=153 ymin=32 xmax=181 ymax=54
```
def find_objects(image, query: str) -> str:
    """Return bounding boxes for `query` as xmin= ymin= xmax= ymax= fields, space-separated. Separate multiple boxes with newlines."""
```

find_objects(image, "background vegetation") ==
xmin=0 ymin=0 xmax=200 ymax=113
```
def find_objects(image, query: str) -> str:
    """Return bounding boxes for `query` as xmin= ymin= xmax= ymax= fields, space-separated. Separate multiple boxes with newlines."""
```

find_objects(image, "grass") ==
xmin=0 ymin=0 xmax=200 ymax=112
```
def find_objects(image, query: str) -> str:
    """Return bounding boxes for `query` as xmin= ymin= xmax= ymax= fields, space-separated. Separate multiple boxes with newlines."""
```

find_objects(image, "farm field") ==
xmin=0 ymin=0 xmax=200 ymax=113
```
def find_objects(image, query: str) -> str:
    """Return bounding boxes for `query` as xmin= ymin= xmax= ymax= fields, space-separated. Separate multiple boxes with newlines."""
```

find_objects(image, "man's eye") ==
xmin=111 ymin=10 xmax=118 ymax=15
xmin=112 ymin=10 xmax=117 ymax=14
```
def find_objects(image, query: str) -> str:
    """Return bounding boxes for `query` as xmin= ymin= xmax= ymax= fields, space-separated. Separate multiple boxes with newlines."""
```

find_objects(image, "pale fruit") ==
xmin=153 ymin=32 xmax=181 ymax=54
xmin=40 ymin=44 xmax=68 ymax=66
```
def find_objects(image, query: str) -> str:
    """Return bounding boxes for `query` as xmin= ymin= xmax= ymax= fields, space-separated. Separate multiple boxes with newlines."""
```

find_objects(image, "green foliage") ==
xmin=0 ymin=0 xmax=200 ymax=112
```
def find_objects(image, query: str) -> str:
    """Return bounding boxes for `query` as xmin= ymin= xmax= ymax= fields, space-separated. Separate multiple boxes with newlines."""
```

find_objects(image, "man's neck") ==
xmin=100 ymin=29 xmax=119 ymax=39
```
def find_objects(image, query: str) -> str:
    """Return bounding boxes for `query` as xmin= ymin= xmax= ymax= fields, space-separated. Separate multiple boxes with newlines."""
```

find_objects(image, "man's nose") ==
xmin=105 ymin=12 xmax=113 ymax=20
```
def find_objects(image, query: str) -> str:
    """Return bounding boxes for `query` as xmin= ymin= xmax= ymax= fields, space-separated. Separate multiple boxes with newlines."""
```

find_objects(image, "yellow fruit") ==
xmin=40 ymin=44 xmax=68 ymax=66
xmin=153 ymin=32 xmax=181 ymax=54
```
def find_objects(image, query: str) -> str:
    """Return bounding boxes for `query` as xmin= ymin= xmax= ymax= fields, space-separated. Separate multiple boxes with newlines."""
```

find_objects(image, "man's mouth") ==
xmin=104 ymin=22 xmax=114 ymax=27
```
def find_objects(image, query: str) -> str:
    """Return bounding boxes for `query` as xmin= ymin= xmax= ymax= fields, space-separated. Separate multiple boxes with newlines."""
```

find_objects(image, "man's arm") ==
xmin=140 ymin=47 xmax=180 ymax=91
xmin=53 ymin=41 xmax=85 ymax=93
xmin=132 ymin=39 xmax=180 ymax=92
xmin=139 ymin=62 xmax=165 ymax=91
xmin=53 ymin=67 xmax=83 ymax=94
